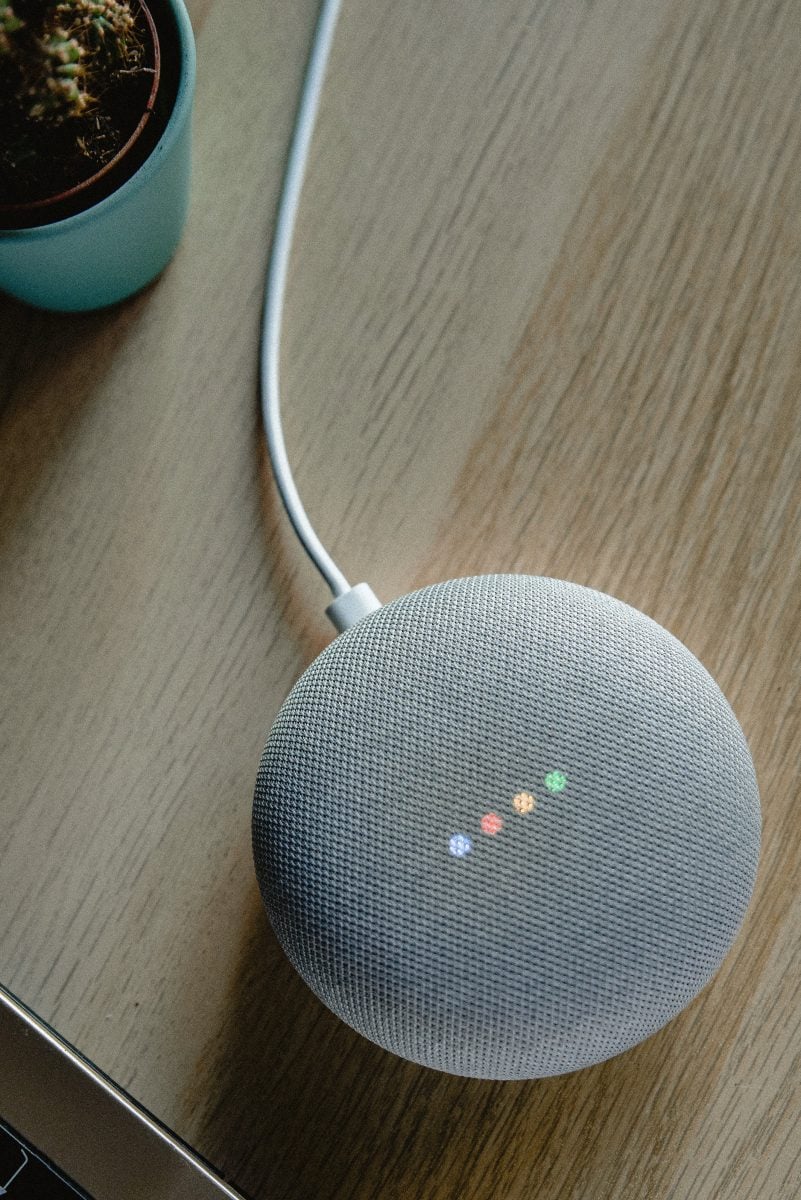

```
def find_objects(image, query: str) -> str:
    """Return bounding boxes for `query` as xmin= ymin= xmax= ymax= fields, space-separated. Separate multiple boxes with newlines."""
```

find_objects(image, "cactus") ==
xmin=29 ymin=29 xmax=90 ymax=118
xmin=2 ymin=1 xmax=142 ymax=122
xmin=0 ymin=5 xmax=25 ymax=55
xmin=0 ymin=0 xmax=152 ymax=207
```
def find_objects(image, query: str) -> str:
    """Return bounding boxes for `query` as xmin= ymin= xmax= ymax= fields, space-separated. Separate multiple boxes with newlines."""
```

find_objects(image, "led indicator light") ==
xmin=544 ymin=771 xmax=567 ymax=793
xmin=480 ymin=812 xmax=503 ymax=835
xmin=449 ymin=833 xmax=473 ymax=858
xmin=512 ymin=791 xmax=536 ymax=814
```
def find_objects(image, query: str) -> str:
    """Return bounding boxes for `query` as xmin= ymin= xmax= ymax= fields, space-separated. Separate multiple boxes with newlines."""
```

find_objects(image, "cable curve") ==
xmin=259 ymin=0 xmax=350 ymax=598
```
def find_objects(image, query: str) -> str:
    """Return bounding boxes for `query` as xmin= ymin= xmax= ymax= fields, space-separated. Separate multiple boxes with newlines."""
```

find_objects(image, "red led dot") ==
xmin=481 ymin=812 xmax=503 ymax=835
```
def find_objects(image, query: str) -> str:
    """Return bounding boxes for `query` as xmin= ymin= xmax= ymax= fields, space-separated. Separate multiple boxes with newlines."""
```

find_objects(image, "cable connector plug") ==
xmin=325 ymin=583 xmax=382 ymax=633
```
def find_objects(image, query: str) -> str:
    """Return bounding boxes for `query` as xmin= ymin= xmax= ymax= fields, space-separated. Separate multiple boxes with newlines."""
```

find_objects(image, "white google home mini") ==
xmin=253 ymin=574 xmax=760 ymax=1078
xmin=251 ymin=0 xmax=761 ymax=1081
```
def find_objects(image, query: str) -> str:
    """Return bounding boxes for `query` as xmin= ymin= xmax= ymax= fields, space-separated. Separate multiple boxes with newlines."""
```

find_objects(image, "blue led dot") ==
xmin=449 ymin=833 xmax=473 ymax=858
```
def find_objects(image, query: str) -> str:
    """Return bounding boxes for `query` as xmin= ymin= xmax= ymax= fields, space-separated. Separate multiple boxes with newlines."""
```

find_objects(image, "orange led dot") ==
xmin=481 ymin=812 xmax=503 ymax=835
xmin=512 ymin=791 xmax=536 ymax=814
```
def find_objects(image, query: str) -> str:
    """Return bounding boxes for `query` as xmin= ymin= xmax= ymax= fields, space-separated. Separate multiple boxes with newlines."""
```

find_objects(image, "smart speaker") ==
xmin=253 ymin=574 xmax=761 ymax=1079
xmin=252 ymin=0 xmax=761 ymax=1083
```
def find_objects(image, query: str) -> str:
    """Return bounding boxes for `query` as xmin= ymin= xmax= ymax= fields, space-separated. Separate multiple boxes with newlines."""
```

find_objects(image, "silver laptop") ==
xmin=0 ymin=985 xmax=247 ymax=1199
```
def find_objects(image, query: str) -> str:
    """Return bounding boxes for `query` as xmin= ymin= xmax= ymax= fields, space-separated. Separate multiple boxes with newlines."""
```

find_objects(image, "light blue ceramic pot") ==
xmin=0 ymin=0 xmax=196 ymax=312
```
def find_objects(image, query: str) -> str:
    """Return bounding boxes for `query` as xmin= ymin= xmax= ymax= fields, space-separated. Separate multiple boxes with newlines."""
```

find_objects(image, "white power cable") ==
xmin=259 ymin=0 xmax=350 ymax=598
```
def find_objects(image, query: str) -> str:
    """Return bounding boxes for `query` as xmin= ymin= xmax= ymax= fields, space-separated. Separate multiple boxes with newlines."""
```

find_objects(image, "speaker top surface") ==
xmin=253 ymin=575 xmax=760 ymax=1079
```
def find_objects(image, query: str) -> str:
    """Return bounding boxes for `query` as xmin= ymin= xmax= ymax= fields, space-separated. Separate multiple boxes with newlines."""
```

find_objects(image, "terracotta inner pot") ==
xmin=0 ymin=0 xmax=162 ymax=229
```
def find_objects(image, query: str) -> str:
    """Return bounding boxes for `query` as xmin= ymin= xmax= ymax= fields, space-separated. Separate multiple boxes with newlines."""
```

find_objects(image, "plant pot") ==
xmin=0 ymin=0 xmax=196 ymax=312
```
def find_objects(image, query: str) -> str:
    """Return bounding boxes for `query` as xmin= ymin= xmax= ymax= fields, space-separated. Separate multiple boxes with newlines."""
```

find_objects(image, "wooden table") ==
xmin=2 ymin=1 xmax=800 ymax=1196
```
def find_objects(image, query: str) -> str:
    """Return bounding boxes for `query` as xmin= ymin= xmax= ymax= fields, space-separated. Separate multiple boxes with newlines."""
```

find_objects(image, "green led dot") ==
xmin=544 ymin=770 xmax=567 ymax=793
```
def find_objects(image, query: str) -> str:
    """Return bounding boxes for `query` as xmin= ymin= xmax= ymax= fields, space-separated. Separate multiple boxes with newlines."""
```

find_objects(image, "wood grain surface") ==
xmin=2 ymin=0 xmax=800 ymax=1197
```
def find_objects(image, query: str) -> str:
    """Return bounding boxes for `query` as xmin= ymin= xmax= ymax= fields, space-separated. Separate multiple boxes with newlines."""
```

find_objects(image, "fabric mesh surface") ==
xmin=252 ymin=575 xmax=761 ymax=1079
